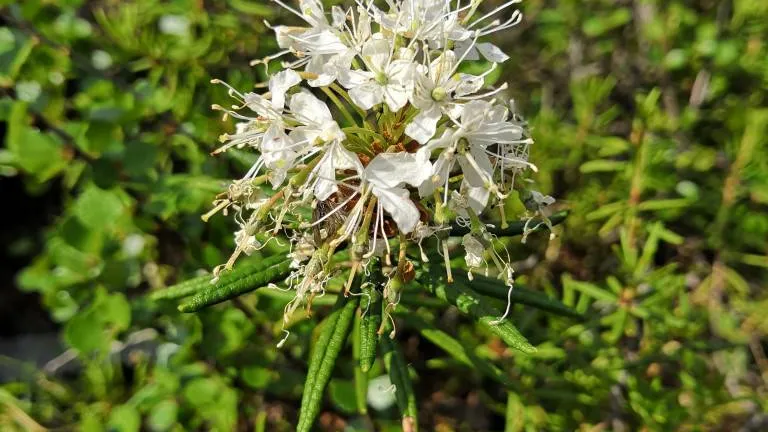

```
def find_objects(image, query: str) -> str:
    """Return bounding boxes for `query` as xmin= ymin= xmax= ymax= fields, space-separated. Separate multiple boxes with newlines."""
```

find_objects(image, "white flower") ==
xmin=207 ymin=0 xmax=548 ymax=328
xmin=462 ymin=234 xmax=485 ymax=268
xmin=235 ymin=230 xmax=261 ymax=256
xmin=304 ymin=50 xmax=356 ymax=87
xmin=339 ymin=37 xmax=416 ymax=111
xmin=405 ymin=50 xmax=487 ymax=144
xmin=259 ymin=123 xmax=297 ymax=187
xmin=289 ymin=233 xmax=316 ymax=268
xmin=273 ymin=0 xmax=348 ymax=56
xmin=289 ymin=89 xmax=346 ymax=146
xmin=417 ymin=100 xmax=530 ymax=212
xmin=256 ymin=89 xmax=346 ymax=189
xmin=308 ymin=141 xmax=363 ymax=201
xmin=253 ymin=83 xmax=345 ymax=188
xmin=363 ymin=152 xmax=432 ymax=233
xmin=370 ymin=0 xmax=471 ymax=45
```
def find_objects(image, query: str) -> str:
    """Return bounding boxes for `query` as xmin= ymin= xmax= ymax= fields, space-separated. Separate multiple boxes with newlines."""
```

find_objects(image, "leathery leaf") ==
xmin=297 ymin=294 xmax=359 ymax=432
xmin=383 ymin=337 xmax=418 ymax=432
xmin=177 ymin=260 xmax=291 ymax=312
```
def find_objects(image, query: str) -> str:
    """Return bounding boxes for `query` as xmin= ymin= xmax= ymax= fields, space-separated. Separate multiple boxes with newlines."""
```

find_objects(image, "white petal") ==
xmin=349 ymin=83 xmax=384 ymax=110
xmin=410 ymin=77 xmax=436 ymax=110
xmin=417 ymin=149 xmax=453 ymax=197
xmin=362 ymin=38 xmax=390 ymax=72
xmin=331 ymin=6 xmax=346 ymax=28
xmin=307 ymin=51 xmax=354 ymax=87
xmin=310 ymin=143 xmax=363 ymax=197
xmin=465 ymin=183 xmax=490 ymax=215
xmin=532 ymin=191 xmax=556 ymax=206
xmin=454 ymin=73 xmax=484 ymax=96
xmin=457 ymin=147 xmax=492 ymax=188
xmin=289 ymin=89 xmax=333 ymax=125
xmin=445 ymin=21 xmax=472 ymax=41
xmin=338 ymin=69 xmax=374 ymax=88
xmin=459 ymin=100 xmax=491 ymax=128
xmin=298 ymin=29 xmax=347 ymax=55
xmin=299 ymin=0 xmax=326 ymax=27
xmin=462 ymin=234 xmax=485 ymax=267
xmin=261 ymin=124 xmax=298 ymax=187
xmin=244 ymin=93 xmax=274 ymax=118
xmin=312 ymin=152 xmax=337 ymax=201
xmin=424 ymin=129 xmax=457 ymax=152
xmin=487 ymin=105 xmax=509 ymax=123
xmin=331 ymin=142 xmax=364 ymax=172
xmin=274 ymin=26 xmax=305 ymax=50
xmin=454 ymin=39 xmax=479 ymax=61
xmin=373 ymin=186 xmax=420 ymax=234
xmin=288 ymin=127 xmax=320 ymax=149
xmin=318 ymin=121 xmax=346 ymax=143
xmin=476 ymin=42 xmax=510 ymax=63
xmin=382 ymin=84 xmax=409 ymax=111
xmin=308 ymin=73 xmax=336 ymax=87
xmin=364 ymin=152 xmax=432 ymax=189
xmin=269 ymin=69 xmax=302 ymax=110
xmin=396 ymin=46 xmax=417 ymax=61
xmin=386 ymin=60 xmax=415 ymax=85
xmin=270 ymin=167 xmax=289 ymax=188
xmin=429 ymin=51 xmax=456 ymax=83
xmin=405 ymin=105 xmax=442 ymax=144
xmin=261 ymin=123 xmax=292 ymax=156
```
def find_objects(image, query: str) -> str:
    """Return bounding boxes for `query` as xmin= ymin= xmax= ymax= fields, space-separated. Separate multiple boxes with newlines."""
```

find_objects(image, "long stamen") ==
xmin=467 ymin=0 xmax=521 ymax=29
xmin=270 ymin=0 xmax=305 ymax=20
xmin=442 ymin=239 xmax=453 ymax=283
xmin=479 ymin=11 xmax=523 ymax=36
xmin=210 ymin=79 xmax=246 ymax=101
xmin=456 ymin=82 xmax=509 ymax=100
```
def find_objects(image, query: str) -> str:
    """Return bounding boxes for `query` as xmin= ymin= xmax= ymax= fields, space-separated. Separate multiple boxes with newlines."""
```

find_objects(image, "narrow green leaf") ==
xmin=562 ymin=275 xmax=618 ymax=303
xmin=399 ymin=292 xmax=445 ymax=308
xmin=352 ymin=312 xmax=368 ymax=415
xmin=358 ymin=282 xmax=382 ymax=373
xmin=178 ymin=261 xmax=292 ymax=312
xmin=297 ymin=294 xmax=359 ymax=432
xmin=229 ymin=0 xmax=276 ymax=16
xmin=580 ymin=159 xmax=627 ymax=173
xmin=420 ymin=271 xmax=536 ymax=354
xmin=3 ymin=34 xmax=37 ymax=83
xmin=397 ymin=312 xmax=513 ymax=387
xmin=586 ymin=201 xmax=625 ymax=221
xmin=636 ymin=198 xmax=691 ymax=212
xmin=382 ymin=337 xmax=418 ymax=432
xmin=505 ymin=392 xmax=523 ymax=432
xmin=452 ymin=270 xmax=583 ymax=320
xmin=150 ymin=254 xmax=288 ymax=301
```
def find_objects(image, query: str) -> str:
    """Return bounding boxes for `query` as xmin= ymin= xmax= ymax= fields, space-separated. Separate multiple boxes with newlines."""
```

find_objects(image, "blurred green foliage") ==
xmin=1 ymin=0 xmax=767 ymax=431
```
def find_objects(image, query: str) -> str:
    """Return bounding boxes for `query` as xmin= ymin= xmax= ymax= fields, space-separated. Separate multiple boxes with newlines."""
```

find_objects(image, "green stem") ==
xmin=343 ymin=126 xmax=388 ymax=144
xmin=320 ymin=86 xmax=358 ymax=127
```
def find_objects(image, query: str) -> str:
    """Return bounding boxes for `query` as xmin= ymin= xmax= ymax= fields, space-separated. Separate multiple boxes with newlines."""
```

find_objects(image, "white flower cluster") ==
xmin=207 ymin=0 xmax=551 ymax=324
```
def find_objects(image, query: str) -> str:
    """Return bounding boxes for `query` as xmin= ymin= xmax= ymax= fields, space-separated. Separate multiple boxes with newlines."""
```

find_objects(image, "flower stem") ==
xmin=343 ymin=126 xmax=388 ymax=145
xmin=320 ymin=86 xmax=358 ymax=127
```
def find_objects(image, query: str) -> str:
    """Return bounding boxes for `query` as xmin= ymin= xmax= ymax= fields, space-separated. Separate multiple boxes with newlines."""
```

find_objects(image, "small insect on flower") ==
xmin=311 ymin=180 xmax=360 ymax=245
xmin=312 ymin=194 xmax=348 ymax=245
